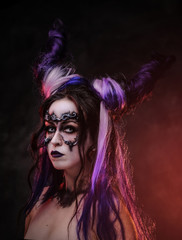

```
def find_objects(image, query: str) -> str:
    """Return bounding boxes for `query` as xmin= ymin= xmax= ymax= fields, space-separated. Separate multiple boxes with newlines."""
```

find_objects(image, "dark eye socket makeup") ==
xmin=45 ymin=124 xmax=56 ymax=134
xmin=62 ymin=125 xmax=78 ymax=133
xmin=44 ymin=122 xmax=78 ymax=134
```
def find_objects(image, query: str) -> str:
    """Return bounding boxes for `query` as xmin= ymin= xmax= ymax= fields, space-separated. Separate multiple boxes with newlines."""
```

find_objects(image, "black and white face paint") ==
xmin=44 ymin=111 xmax=79 ymax=151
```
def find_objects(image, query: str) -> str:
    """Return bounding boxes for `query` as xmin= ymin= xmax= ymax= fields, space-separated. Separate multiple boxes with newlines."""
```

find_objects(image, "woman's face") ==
xmin=44 ymin=97 xmax=92 ymax=175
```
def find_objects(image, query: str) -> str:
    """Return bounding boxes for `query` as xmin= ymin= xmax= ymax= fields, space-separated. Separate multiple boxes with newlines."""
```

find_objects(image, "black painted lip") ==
xmin=51 ymin=151 xmax=64 ymax=158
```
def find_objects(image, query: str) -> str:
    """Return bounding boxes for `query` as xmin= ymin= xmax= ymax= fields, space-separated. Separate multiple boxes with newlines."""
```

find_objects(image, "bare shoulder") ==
xmin=24 ymin=186 xmax=49 ymax=235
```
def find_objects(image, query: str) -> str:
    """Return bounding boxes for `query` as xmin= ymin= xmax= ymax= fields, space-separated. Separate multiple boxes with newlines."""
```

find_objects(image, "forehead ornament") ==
xmin=44 ymin=111 xmax=79 ymax=122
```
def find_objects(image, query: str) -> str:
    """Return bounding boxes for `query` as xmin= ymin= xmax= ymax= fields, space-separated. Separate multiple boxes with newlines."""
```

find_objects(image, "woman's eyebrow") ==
xmin=61 ymin=119 xmax=79 ymax=123
xmin=44 ymin=120 xmax=57 ymax=126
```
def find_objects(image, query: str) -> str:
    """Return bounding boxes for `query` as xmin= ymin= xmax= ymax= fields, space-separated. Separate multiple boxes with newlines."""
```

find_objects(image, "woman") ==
xmin=23 ymin=19 xmax=174 ymax=240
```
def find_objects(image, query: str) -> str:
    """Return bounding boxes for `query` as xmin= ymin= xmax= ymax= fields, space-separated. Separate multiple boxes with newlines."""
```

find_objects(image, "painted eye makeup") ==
xmin=62 ymin=124 xmax=78 ymax=134
xmin=44 ymin=111 xmax=79 ymax=150
xmin=45 ymin=125 xmax=56 ymax=134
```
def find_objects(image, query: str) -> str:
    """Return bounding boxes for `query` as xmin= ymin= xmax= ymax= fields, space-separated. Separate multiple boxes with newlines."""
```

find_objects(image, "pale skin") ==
xmin=24 ymin=97 xmax=137 ymax=240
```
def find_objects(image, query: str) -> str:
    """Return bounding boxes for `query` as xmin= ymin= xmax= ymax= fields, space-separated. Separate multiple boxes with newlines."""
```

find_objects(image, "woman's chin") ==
xmin=51 ymin=162 xmax=66 ymax=170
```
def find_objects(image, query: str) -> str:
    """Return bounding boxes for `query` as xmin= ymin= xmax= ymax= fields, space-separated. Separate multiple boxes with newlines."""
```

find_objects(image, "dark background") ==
xmin=1 ymin=0 xmax=182 ymax=239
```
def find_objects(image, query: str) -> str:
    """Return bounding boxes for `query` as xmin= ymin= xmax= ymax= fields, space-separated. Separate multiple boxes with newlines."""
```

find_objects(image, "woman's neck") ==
xmin=64 ymin=167 xmax=90 ymax=193
xmin=64 ymin=171 xmax=76 ymax=192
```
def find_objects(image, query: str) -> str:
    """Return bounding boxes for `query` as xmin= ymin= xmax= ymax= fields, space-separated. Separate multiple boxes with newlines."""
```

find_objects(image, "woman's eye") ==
xmin=63 ymin=126 xmax=77 ymax=133
xmin=45 ymin=126 xmax=56 ymax=133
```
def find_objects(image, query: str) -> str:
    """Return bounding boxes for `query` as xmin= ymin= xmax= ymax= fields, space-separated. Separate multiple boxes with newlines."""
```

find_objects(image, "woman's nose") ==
xmin=50 ymin=131 xmax=63 ymax=146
